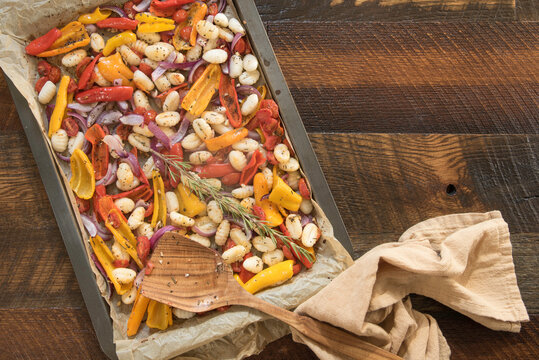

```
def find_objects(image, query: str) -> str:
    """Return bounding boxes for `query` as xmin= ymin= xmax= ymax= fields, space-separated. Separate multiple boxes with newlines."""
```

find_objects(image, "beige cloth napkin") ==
xmin=291 ymin=211 xmax=529 ymax=359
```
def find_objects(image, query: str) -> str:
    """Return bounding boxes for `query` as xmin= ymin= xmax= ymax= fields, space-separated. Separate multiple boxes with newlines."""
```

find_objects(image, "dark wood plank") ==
xmin=267 ymin=22 xmax=539 ymax=134
xmin=255 ymin=0 xmax=519 ymax=22
xmin=516 ymin=0 xmax=539 ymax=20
xmin=0 ymin=72 xmax=22 ymax=132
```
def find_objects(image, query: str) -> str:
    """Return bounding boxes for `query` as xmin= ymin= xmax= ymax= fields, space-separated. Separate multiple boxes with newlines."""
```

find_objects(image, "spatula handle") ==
xmin=234 ymin=294 xmax=402 ymax=360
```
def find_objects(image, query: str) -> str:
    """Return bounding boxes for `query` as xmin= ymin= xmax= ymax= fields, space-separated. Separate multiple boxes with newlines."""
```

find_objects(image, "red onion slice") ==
xmin=133 ymin=0 xmax=151 ymax=12
xmin=68 ymin=102 xmax=95 ymax=113
xmin=148 ymin=121 xmax=171 ymax=150
xmin=247 ymin=130 xmax=261 ymax=141
xmin=159 ymin=60 xmax=199 ymax=70
xmin=67 ymin=112 xmax=88 ymax=133
xmin=81 ymin=213 xmax=97 ymax=236
xmin=224 ymin=215 xmax=252 ymax=239
xmin=120 ymin=152 xmax=142 ymax=177
xmin=96 ymin=160 xmax=118 ymax=186
xmin=87 ymin=102 xmax=107 ymax=126
xmin=56 ymin=152 xmax=71 ymax=162
xmin=135 ymin=199 xmax=150 ymax=209
xmin=103 ymin=135 xmax=128 ymax=158
xmin=150 ymin=225 xmax=180 ymax=250
xmin=85 ymin=24 xmax=97 ymax=34
xmin=119 ymin=114 xmax=144 ymax=126
xmin=221 ymin=60 xmax=229 ymax=75
xmin=134 ymin=268 xmax=145 ymax=288
xmin=117 ymin=100 xmax=129 ymax=113
xmin=150 ymin=138 xmax=166 ymax=175
xmin=192 ymin=225 xmax=217 ymax=238
xmin=171 ymin=118 xmax=190 ymax=145
xmin=218 ymin=0 xmax=226 ymax=12
xmin=230 ymin=33 xmax=243 ymax=52
xmin=151 ymin=65 xmax=168 ymax=82
xmin=236 ymin=85 xmax=262 ymax=100
xmin=98 ymin=110 xmax=123 ymax=126
xmin=188 ymin=59 xmax=206 ymax=83
xmin=300 ymin=214 xmax=313 ymax=227
xmin=101 ymin=5 xmax=127 ymax=18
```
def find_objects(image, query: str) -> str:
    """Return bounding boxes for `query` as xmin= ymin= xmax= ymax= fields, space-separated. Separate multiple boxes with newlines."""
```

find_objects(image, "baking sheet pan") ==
xmin=6 ymin=1 xmax=353 ymax=358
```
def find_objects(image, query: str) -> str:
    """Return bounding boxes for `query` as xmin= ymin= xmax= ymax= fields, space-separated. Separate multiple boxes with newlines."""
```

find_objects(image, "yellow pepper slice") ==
xmin=103 ymin=30 xmax=137 ymax=56
xmin=135 ymin=13 xmax=175 ymax=24
xmin=269 ymin=177 xmax=303 ymax=212
xmin=175 ymin=184 xmax=206 ymax=218
xmin=127 ymin=289 xmax=150 ymax=337
xmin=242 ymin=85 xmax=267 ymax=127
xmin=137 ymin=22 xmax=176 ymax=33
xmin=173 ymin=2 xmax=207 ymax=51
xmin=205 ymin=128 xmax=248 ymax=153
xmin=106 ymin=208 xmax=144 ymax=268
xmin=254 ymin=173 xmax=282 ymax=227
xmin=146 ymin=300 xmax=172 ymax=331
xmin=181 ymin=63 xmax=221 ymax=117
xmin=150 ymin=170 xmax=167 ymax=228
xmin=242 ymin=260 xmax=295 ymax=294
xmin=90 ymin=236 xmax=132 ymax=295
xmin=48 ymin=75 xmax=70 ymax=137
xmin=78 ymin=7 xmax=111 ymax=24
xmin=37 ymin=21 xmax=90 ymax=57
xmin=97 ymin=52 xmax=134 ymax=86
xmin=69 ymin=148 xmax=95 ymax=200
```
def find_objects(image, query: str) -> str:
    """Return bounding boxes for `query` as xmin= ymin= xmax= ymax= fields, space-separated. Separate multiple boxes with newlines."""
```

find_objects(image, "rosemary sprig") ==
xmin=151 ymin=150 xmax=315 ymax=263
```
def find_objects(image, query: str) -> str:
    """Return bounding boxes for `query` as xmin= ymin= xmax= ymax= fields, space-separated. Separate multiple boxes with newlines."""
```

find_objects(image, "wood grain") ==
xmin=267 ymin=22 xmax=539 ymax=134
xmin=254 ymin=0 xmax=520 ymax=22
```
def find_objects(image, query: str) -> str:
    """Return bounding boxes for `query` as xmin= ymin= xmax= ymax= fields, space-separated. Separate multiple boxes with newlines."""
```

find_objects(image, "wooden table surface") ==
xmin=1 ymin=0 xmax=538 ymax=359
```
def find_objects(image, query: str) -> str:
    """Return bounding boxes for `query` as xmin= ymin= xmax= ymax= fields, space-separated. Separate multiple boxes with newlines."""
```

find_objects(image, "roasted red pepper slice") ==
xmin=240 ymin=150 xmax=265 ymax=185
xmin=245 ymin=108 xmax=270 ymax=131
xmin=96 ymin=18 xmax=139 ymax=30
xmin=115 ymin=124 xmax=130 ymax=141
xmin=78 ymin=53 xmax=102 ymax=90
xmin=26 ymin=28 xmax=62 ymax=55
xmin=293 ymin=263 xmax=302 ymax=275
xmin=298 ymin=178 xmax=310 ymax=199
xmin=97 ymin=195 xmax=127 ymax=223
xmin=252 ymin=205 xmax=266 ymax=222
xmin=155 ymin=83 xmax=188 ymax=101
xmin=260 ymin=99 xmax=279 ymax=118
xmin=289 ymin=242 xmax=314 ymax=269
xmin=151 ymin=0 xmax=195 ymax=10
xmin=136 ymin=236 xmax=151 ymax=264
xmin=76 ymin=56 xmax=92 ymax=78
xmin=279 ymin=223 xmax=292 ymax=238
xmin=76 ymin=86 xmax=134 ymax=104
xmin=238 ymin=253 xmax=255 ymax=283
xmin=221 ymin=172 xmax=241 ymax=186
xmin=144 ymin=202 xmax=154 ymax=218
xmin=111 ymin=184 xmax=153 ymax=202
xmin=266 ymin=151 xmax=279 ymax=166
xmin=162 ymin=143 xmax=184 ymax=187
xmin=282 ymin=245 xmax=295 ymax=261
xmin=219 ymin=75 xmax=242 ymax=128
xmin=196 ymin=163 xmax=236 ymax=179
xmin=85 ymin=124 xmax=109 ymax=180
xmin=76 ymin=197 xmax=90 ymax=213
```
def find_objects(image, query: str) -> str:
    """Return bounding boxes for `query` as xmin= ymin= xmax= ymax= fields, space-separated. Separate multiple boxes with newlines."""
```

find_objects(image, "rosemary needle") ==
xmin=151 ymin=150 xmax=315 ymax=263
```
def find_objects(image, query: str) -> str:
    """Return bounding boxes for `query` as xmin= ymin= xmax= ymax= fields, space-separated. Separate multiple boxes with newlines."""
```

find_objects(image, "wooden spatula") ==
xmin=141 ymin=233 xmax=402 ymax=360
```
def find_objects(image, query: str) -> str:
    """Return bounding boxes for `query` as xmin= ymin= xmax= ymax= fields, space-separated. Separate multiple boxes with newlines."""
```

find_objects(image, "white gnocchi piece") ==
xmin=232 ymin=185 xmax=254 ymax=199
xmin=119 ymin=44 xmax=141 ymax=66
xmin=232 ymin=138 xmax=259 ymax=153
xmin=133 ymin=89 xmax=151 ymax=110
xmin=242 ymin=54 xmax=258 ymax=72
xmin=218 ymin=27 xmax=234 ymax=42
xmin=93 ymin=66 xmax=112 ymax=86
xmin=239 ymin=70 xmax=260 ymax=86
xmin=213 ymin=13 xmax=229 ymax=28
xmin=202 ymin=49 xmax=228 ymax=64
xmin=181 ymin=132 xmax=203 ymax=151
xmin=61 ymin=49 xmax=86 ymax=67
xmin=154 ymin=74 xmax=172 ymax=93
xmin=137 ymin=222 xmax=154 ymax=238
xmin=173 ymin=307 xmax=196 ymax=319
xmin=301 ymin=223 xmax=321 ymax=248
xmin=196 ymin=20 xmax=220 ymax=40
xmin=141 ymin=57 xmax=159 ymax=69
xmin=166 ymin=72 xmax=185 ymax=86
xmin=142 ymin=156 xmax=155 ymax=179
xmin=273 ymin=144 xmax=291 ymax=164
xmin=287 ymin=171 xmax=301 ymax=190
xmin=212 ymin=122 xmax=234 ymax=135
xmin=165 ymin=191 xmax=180 ymax=213
xmin=170 ymin=211 xmax=195 ymax=227
xmin=90 ymin=33 xmax=105 ymax=52
xmin=279 ymin=157 xmax=300 ymax=172
xmin=300 ymin=198 xmax=314 ymax=214
xmin=240 ymin=197 xmax=255 ymax=213
xmin=121 ymin=286 xmax=137 ymax=305
xmin=206 ymin=200 xmax=223 ymax=224
xmin=112 ymin=268 xmax=136 ymax=285
xmin=38 ymin=80 xmax=56 ymax=105
xmin=285 ymin=214 xmax=303 ymax=240
xmin=155 ymin=111 xmax=181 ymax=127
xmin=205 ymin=178 xmax=222 ymax=190
xmin=133 ymin=124 xmax=154 ymax=137
xmin=114 ymin=197 xmax=136 ymax=214
xmin=116 ymin=163 xmax=137 ymax=191
xmin=261 ymin=167 xmax=274 ymax=188
xmin=109 ymin=135 xmax=124 ymax=159
xmin=189 ymin=151 xmax=212 ymax=165
xmin=202 ymin=111 xmax=226 ymax=125
xmin=214 ymin=219 xmax=230 ymax=246
xmin=243 ymin=256 xmax=264 ymax=274
xmin=228 ymin=18 xmax=246 ymax=35
xmin=68 ymin=132 xmax=85 ymax=155
xmin=203 ymin=37 xmax=218 ymax=53
xmin=230 ymin=228 xmax=250 ymax=250
xmin=128 ymin=133 xmax=151 ymax=152
xmin=116 ymin=176 xmax=140 ymax=192
xmin=130 ymin=39 xmax=149 ymax=54
xmin=188 ymin=233 xmax=211 ymax=247
xmin=133 ymin=70 xmax=155 ymax=92
xmin=51 ymin=129 xmax=68 ymax=153
xmin=229 ymin=53 xmax=243 ymax=78
xmin=222 ymin=245 xmax=247 ymax=264
xmin=127 ymin=207 xmax=146 ymax=230
xmin=136 ymin=30 xmax=160 ymax=44
xmin=186 ymin=44 xmax=203 ymax=62
xmin=252 ymin=236 xmax=276 ymax=253
xmin=262 ymin=249 xmax=284 ymax=267
xmin=228 ymin=150 xmax=247 ymax=171
xmin=173 ymin=51 xmax=186 ymax=64
xmin=111 ymin=241 xmax=130 ymax=262
xmin=192 ymin=118 xmax=214 ymax=141
xmin=241 ymin=94 xmax=259 ymax=116
xmin=159 ymin=126 xmax=175 ymax=138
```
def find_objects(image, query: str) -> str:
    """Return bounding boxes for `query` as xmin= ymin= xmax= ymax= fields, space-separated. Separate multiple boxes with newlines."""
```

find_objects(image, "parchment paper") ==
xmin=0 ymin=1 xmax=354 ymax=359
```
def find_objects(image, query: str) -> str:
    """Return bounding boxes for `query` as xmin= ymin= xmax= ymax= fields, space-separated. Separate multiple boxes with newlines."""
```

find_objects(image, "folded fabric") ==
xmin=292 ymin=211 xmax=529 ymax=359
